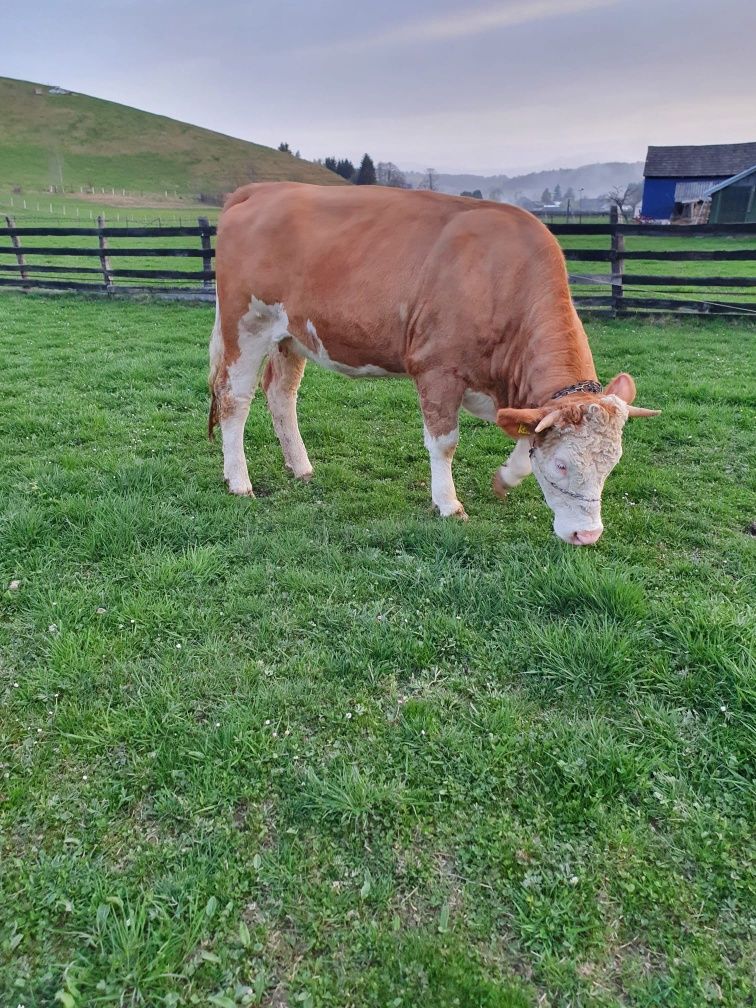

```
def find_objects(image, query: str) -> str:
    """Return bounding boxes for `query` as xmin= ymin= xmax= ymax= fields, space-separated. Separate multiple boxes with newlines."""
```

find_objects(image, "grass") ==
xmin=0 ymin=75 xmax=343 ymax=203
xmin=0 ymin=192 xmax=219 ymax=228
xmin=562 ymin=232 xmax=756 ymax=309
xmin=1 ymin=294 xmax=754 ymax=1007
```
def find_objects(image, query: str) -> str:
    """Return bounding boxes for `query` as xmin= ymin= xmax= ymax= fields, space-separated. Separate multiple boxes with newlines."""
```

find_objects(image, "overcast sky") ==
xmin=5 ymin=0 xmax=755 ymax=174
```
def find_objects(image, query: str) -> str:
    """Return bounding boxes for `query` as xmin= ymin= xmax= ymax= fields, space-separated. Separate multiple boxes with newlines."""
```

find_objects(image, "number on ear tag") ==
xmin=517 ymin=424 xmax=530 ymax=435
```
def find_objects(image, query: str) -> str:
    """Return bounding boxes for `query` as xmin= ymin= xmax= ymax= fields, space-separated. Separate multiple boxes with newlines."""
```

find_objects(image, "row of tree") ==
xmin=320 ymin=157 xmax=442 ymax=191
xmin=540 ymin=184 xmax=576 ymax=204
xmin=320 ymin=153 xmax=395 ymax=187
xmin=278 ymin=144 xmax=643 ymax=217
xmin=279 ymin=144 xmax=442 ymax=192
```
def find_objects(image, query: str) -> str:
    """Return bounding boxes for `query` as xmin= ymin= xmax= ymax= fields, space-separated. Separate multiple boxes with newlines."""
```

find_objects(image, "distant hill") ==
xmin=0 ymin=76 xmax=344 ymax=199
xmin=405 ymin=162 xmax=645 ymax=200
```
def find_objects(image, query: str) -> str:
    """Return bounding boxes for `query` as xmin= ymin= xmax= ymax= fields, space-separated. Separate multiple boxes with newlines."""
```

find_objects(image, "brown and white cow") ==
xmin=209 ymin=182 xmax=659 ymax=545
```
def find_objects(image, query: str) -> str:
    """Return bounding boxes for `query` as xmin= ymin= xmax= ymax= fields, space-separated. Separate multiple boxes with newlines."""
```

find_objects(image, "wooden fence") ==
xmin=2 ymin=208 xmax=756 ymax=317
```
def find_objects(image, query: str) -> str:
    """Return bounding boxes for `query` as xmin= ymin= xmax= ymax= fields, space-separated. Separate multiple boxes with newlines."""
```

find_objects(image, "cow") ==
xmin=209 ymin=182 xmax=659 ymax=545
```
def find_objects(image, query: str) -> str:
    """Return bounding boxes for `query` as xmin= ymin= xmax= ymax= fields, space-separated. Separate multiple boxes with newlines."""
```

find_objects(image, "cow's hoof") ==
xmin=492 ymin=470 xmax=511 ymax=500
xmin=226 ymin=478 xmax=255 ymax=497
xmin=295 ymin=469 xmax=314 ymax=483
xmin=438 ymin=502 xmax=468 ymax=520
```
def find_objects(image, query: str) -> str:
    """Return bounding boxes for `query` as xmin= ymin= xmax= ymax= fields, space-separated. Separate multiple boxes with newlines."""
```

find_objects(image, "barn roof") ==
xmin=644 ymin=142 xmax=756 ymax=178
xmin=705 ymin=164 xmax=756 ymax=195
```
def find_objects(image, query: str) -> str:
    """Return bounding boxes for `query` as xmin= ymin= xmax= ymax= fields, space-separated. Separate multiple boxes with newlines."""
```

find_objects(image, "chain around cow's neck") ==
xmin=551 ymin=379 xmax=603 ymax=400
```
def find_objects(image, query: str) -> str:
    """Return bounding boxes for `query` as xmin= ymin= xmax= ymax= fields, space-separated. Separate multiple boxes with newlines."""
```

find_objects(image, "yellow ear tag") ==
xmin=517 ymin=424 xmax=530 ymax=435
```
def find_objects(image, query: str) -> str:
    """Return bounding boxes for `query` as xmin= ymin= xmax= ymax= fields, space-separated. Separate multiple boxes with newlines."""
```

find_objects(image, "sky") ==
xmin=5 ymin=0 xmax=756 ymax=175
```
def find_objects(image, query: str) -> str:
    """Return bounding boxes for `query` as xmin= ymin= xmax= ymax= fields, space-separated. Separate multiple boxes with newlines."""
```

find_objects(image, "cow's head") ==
xmin=497 ymin=373 xmax=659 ymax=545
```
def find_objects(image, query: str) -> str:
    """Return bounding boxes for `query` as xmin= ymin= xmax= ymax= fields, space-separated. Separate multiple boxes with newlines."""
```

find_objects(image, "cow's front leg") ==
xmin=493 ymin=437 xmax=532 ymax=499
xmin=415 ymin=374 xmax=467 ymax=519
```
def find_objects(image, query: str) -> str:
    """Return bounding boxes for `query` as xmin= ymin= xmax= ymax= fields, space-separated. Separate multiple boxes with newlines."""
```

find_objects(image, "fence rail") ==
xmin=2 ymin=209 xmax=756 ymax=317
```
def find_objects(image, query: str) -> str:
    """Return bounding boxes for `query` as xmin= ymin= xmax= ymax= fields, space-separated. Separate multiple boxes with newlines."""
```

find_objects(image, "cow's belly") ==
xmin=278 ymin=318 xmax=406 ymax=379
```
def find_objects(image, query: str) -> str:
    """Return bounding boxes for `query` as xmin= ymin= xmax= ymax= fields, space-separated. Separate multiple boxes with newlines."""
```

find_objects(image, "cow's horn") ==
xmin=626 ymin=406 xmax=661 ymax=418
xmin=534 ymin=410 xmax=560 ymax=433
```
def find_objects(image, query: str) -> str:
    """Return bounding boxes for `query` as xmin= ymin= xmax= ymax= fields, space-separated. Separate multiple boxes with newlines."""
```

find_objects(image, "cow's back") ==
xmin=215 ymin=182 xmax=569 ymax=375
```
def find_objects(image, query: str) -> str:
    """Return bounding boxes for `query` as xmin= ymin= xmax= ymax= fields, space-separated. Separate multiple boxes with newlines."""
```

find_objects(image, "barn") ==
xmin=641 ymin=141 xmax=756 ymax=221
xmin=707 ymin=165 xmax=756 ymax=224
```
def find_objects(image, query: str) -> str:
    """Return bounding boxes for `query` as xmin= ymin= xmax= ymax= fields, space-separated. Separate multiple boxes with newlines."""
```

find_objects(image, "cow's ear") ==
xmin=496 ymin=408 xmax=546 ymax=439
xmin=604 ymin=372 xmax=637 ymax=404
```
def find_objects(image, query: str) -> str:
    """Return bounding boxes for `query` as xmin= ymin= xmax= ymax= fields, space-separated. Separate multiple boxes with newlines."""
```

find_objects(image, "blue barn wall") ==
xmin=641 ymin=179 xmax=677 ymax=218
xmin=642 ymin=175 xmax=728 ymax=219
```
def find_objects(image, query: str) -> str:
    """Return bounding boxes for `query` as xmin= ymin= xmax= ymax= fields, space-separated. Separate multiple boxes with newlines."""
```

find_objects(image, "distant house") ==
xmin=48 ymin=86 xmax=70 ymax=95
xmin=641 ymin=142 xmax=756 ymax=220
xmin=707 ymin=165 xmax=756 ymax=224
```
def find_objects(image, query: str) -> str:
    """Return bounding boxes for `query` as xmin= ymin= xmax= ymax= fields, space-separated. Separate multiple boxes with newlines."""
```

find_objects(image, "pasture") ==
xmin=1 ymin=294 xmax=754 ymax=1007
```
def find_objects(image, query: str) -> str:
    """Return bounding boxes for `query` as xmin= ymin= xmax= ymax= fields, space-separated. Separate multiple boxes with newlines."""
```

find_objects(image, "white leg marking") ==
xmin=265 ymin=352 xmax=313 ymax=480
xmin=222 ymin=409 xmax=254 ymax=495
xmin=220 ymin=298 xmax=290 ymax=497
xmin=424 ymin=425 xmax=466 ymax=519
xmin=493 ymin=438 xmax=532 ymax=498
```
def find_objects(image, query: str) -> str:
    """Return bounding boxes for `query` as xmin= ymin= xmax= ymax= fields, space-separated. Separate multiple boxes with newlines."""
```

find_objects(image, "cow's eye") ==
xmin=555 ymin=461 xmax=568 ymax=473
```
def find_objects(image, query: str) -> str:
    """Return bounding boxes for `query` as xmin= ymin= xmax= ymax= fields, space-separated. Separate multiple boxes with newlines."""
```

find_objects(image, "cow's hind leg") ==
xmin=263 ymin=345 xmax=313 ymax=480
xmin=209 ymin=297 xmax=288 ymax=497
xmin=415 ymin=372 xmax=467 ymax=519
xmin=493 ymin=437 xmax=532 ymax=499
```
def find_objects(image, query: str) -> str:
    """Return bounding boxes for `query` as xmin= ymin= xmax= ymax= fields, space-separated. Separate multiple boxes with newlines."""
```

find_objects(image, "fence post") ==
xmin=97 ymin=214 xmax=113 ymax=292
xmin=198 ymin=216 xmax=213 ymax=290
xmin=5 ymin=215 xmax=30 ymax=289
xmin=609 ymin=205 xmax=624 ymax=317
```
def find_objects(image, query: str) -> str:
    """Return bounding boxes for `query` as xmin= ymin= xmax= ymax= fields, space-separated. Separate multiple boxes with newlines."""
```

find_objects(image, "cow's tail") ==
xmin=208 ymin=295 xmax=222 ymax=441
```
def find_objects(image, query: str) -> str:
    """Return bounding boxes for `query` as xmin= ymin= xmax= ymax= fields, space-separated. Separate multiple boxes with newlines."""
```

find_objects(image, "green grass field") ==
xmin=0 ymin=192 xmax=219 ymax=229
xmin=1 ymin=295 xmax=754 ymax=1007
xmin=0 ymin=76 xmax=343 ymax=201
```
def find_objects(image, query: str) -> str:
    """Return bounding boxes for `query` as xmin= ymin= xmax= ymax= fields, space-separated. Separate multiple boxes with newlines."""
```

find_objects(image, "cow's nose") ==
xmin=571 ymin=528 xmax=603 ymax=546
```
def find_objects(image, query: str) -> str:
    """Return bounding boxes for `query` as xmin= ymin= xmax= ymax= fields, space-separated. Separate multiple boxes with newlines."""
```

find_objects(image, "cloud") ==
xmin=299 ymin=0 xmax=619 ymax=54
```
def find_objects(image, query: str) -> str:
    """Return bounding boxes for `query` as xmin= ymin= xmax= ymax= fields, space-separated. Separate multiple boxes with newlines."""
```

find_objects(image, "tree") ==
xmin=606 ymin=182 xmax=644 ymax=222
xmin=376 ymin=162 xmax=409 ymax=188
xmin=625 ymin=181 xmax=644 ymax=217
xmin=335 ymin=159 xmax=355 ymax=181
xmin=488 ymin=187 xmax=503 ymax=202
xmin=420 ymin=168 xmax=439 ymax=191
xmin=278 ymin=142 xmax=291 ymax=153
xmin=541 ymin=188 xmax=552 ymax=204
xmin=324 ymin=156 xmax=338 ymax=174
xmin=355 ymin=153 xmax=377 ymax=186
xmin=553 ymin=183 xmax=562 ymax=201
xmin=461 ymin=189 xmax=483 ymax=199
xmin=564 ymin=186 xmax=575 ymax=201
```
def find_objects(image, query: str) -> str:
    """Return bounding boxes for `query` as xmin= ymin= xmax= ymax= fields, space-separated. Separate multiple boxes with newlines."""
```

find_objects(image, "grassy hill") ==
xmin=0 ymin=76 xmax=343 ymax=200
